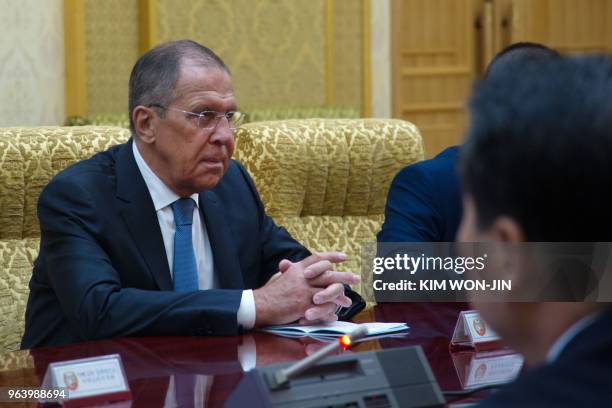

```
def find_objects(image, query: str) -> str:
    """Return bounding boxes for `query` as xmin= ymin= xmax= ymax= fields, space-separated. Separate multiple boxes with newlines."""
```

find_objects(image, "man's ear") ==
xmin=490 ymin=216 xmax=526 ymax=242
xmin=132 ymin=106 xmax=156 ymax=144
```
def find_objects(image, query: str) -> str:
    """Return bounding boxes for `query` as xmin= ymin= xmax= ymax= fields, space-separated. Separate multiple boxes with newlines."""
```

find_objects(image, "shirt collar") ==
xmin=545 ymin=311 xmax=601 ymax=363
xmin=132 ymin=140 xmax=199 ymax=211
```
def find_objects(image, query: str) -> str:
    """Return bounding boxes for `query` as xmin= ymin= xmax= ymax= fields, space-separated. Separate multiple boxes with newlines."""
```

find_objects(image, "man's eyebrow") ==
xmin=189 ymin=100 xmax=238 ymax=112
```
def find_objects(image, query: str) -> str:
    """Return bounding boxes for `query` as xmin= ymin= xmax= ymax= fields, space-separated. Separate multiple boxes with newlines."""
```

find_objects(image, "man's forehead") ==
xmin=174 ymin=62 xmax=234 ymax=97
xmin=184 ymin=89 xmax=235 ymax=102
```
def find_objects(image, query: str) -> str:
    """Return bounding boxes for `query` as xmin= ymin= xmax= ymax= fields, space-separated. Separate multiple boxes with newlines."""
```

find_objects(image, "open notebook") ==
xmin=261 ymin=321 xmax=409 ymax=341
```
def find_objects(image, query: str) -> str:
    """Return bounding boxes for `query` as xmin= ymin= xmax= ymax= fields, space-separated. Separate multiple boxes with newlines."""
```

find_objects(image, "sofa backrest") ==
xmin=0 ymin=119 xmax=423 ymax=351
xmin=0 ymin=126 xmax=131 ymax=352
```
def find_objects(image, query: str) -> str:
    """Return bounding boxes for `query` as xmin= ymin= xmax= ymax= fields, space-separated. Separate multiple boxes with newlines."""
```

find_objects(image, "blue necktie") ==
xmin=171 ymin=198 xmax=199 ymax=292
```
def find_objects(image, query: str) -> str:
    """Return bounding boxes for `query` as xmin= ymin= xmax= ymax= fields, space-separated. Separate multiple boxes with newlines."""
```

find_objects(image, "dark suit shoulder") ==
xmin=478 ymin=311 xmax=612 ymax=407
xmin=390 ymin=145 xmax=461 ymax=212
xmin=396 ymin=145 xmax=460 ymax=182
xmin=211 ymin=160 xmax=258 ymax=200
xmin=214 ymin=159 xmax=246 ymax=184
xmin=379 ymin=145 xmax=462 ymax=242
xmin=478 ymin=356 xmax=612 ymax=407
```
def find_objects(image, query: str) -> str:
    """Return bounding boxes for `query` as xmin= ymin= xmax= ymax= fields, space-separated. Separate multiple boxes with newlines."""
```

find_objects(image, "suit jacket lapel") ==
xmin=199 ymin=191 xmax=244 ymax=289
xmin=115 ymin=139 xmax=173 ymax=291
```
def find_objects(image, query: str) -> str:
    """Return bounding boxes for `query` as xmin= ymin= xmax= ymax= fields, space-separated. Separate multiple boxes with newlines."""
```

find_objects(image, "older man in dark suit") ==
xmin=22 ymin=40 xmax=361 ymax=348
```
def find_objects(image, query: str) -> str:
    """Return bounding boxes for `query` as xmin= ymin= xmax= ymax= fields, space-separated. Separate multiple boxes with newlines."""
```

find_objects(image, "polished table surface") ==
xmin=0 ymin=302 xmax=489 ymax=407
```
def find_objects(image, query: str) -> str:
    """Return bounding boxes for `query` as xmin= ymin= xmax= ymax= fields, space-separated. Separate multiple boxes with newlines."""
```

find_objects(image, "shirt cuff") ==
xmin=237 ymin=290 xmax=256 ymax=330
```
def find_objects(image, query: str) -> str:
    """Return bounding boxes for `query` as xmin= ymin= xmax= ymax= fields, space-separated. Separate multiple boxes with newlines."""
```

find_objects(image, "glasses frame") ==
xmin=148 ymin=104 xmax=246 ymax=130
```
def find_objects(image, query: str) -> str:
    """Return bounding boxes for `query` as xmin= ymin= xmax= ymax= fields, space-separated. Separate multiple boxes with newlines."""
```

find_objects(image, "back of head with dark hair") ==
xmin=484 ymin=42 xmax=561 ymax=78
xmin=461 ymin=55 xmax=612 ymax=241
xmin=128 ymin=40 xmax=230 ymax=133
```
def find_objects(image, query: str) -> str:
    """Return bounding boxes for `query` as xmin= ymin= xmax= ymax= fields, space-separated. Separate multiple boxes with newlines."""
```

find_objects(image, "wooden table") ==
xmin=0 ymin=303 xmax=483 ymax=407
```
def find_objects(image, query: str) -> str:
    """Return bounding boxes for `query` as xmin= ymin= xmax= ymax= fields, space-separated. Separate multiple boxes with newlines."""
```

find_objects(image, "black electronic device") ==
xmin=226 ymin=345 xmax=445 ymax=408
xmin=337 ymin=284 xmax=366 ymax=321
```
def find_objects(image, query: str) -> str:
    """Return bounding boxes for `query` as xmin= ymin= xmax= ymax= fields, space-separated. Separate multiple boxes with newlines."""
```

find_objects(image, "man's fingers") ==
xmin=299 ymin=311 xmax=338 ymax=326
xmin=300 ymin=252 xmax=347 ymax=269
xmin=313 ymin=287 xmax=352 ymax=309
xmin=278 ymin=259 xmax=292 ymax=273
xmin=308 ymin=270 xmax=360 ymax=287
xmin=304 ymin=302 xmax=338 ymax=321
xmin=333 ymin=295 xmax=353 ymax=308
xmin=303 ymin=260 xmax=333 ymax=279
xmin=298 ymin=317 xmax=317 ymax=325
xmin=319 ymin=312 xmax=339 ymax=322
xmin=312 ymin=283 xmax=344 ymax=305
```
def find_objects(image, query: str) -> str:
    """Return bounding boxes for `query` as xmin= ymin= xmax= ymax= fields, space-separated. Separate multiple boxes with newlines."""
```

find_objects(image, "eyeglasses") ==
xmin=149 ymin=104 xmax=246 ymax=130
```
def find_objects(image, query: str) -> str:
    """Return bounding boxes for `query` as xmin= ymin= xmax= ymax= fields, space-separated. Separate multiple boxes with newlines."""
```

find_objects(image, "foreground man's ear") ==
xmin=490 ymin=216 xmax=526 ymax=243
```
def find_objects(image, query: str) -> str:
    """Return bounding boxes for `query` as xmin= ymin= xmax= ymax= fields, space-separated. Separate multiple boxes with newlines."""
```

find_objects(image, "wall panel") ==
xmin=63 ymin=0 xmax=371 ymax=119
xmin=155 ymin=0 xmax=327 ymax=108
xmin=84 ymin=0 xmax=139 ymax=115
xmin=0 ymin=0 xmax=64 ymax=126
xmin=332 ymin=0 xmax=364 ymax=110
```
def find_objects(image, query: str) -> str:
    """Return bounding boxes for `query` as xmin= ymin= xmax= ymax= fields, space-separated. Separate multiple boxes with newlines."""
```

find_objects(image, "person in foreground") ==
xmin=21 ymin=40 xmax=361 ymax=348
xmin=378 ymin=42 xmax=560 ymax=243
xmin=458 ymin=55 xmax=612 ymax=405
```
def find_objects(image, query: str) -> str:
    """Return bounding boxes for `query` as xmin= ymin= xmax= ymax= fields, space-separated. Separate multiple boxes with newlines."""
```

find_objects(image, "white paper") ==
xmin=261 ymin=321 xmax=409 ymax=339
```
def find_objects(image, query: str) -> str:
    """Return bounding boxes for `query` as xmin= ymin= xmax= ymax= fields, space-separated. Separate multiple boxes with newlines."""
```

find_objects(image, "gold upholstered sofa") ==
xmin=0 ymin=119 xmax=423 ymax=352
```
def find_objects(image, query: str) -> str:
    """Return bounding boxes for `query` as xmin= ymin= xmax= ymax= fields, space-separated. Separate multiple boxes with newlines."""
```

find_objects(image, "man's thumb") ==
xmin=278 ymin=259 xmax=292 ymax=273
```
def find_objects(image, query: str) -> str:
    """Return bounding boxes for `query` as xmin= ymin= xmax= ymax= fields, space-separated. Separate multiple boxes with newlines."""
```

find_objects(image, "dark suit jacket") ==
xmin=377 ymin=146 xmax=462 ymax=242
xmin=478 ymin=310 xmax=612 ymax=407
xmin=22 ymin=139 xmax=310 ymax=348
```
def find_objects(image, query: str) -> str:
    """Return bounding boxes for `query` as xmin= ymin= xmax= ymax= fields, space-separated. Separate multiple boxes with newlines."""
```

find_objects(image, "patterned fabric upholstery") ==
xmin=0 ymin=126 xmax=131 ymax=352
xmin=0 ymin=119 xmax=423 ymax=352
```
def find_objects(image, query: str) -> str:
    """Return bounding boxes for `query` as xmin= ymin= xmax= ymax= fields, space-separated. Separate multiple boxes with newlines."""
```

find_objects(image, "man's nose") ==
xmin=209 ymin=117 xmax=234 ymax=145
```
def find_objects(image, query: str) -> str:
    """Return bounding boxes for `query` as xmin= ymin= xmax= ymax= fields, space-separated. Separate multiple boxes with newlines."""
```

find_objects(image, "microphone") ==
xmin=269 ymin=325 xmax=368 ymax=390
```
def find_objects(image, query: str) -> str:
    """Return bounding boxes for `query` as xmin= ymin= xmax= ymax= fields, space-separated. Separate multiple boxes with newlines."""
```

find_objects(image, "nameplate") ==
xmin=450 ymin=310 xmax=502 ymax=351
xmin=451 ymin=349 xmax=524 ymax=390
xmin=41 ymin=353 xmax=131 ymax=407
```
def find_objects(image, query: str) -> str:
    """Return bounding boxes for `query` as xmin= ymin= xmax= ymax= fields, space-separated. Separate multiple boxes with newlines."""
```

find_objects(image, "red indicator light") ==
xmin=339 ymin=335 xmax=352 ymax=348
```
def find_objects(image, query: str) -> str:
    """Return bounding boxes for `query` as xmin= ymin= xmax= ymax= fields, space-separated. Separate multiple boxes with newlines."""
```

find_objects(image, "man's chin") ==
xmin=171 ymin=176 xmax=222 ymax=196
xmin=193 ymin=175 xmax=224 ymax=192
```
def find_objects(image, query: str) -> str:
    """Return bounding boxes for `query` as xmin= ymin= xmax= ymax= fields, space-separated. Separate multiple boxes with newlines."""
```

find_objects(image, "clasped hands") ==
xmin=253 ymin=252 xmax=360 ymax=326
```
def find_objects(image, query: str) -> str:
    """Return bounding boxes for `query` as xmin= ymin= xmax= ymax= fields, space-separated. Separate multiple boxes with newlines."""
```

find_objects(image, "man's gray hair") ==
xmin=128 ymin=40 xmax=230 ymax=133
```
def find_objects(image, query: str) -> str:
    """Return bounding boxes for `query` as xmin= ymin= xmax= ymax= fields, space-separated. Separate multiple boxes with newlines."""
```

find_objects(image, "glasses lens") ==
xmin=197 ymin=111 xmax=247 ymax=130
xmin=198 ymin=112 xmax=217 ymax=129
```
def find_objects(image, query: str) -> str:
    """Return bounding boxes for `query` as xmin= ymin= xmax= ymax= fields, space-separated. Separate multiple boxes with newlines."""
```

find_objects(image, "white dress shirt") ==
xmin=132 ymin=141 xmax=255 ymax=329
